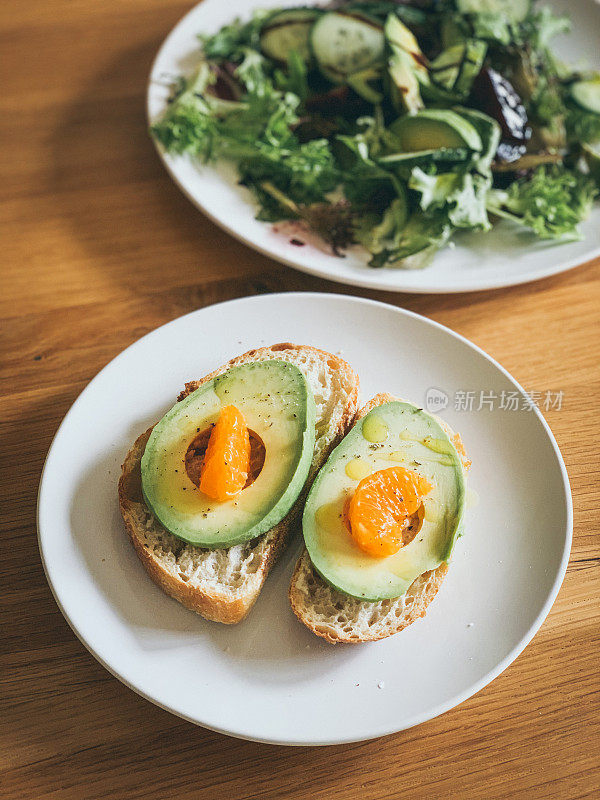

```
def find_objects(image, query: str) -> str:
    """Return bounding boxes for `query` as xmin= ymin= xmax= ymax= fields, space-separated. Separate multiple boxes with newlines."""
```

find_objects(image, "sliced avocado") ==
xmin=385 ymin=14 xmax=428 ymax=113
xmin=385 ymin=12 xmax=423 ymax=61
xmin=388 ymin=49 xmax=424 ymax=113
xmin=302 ymin=401 xmax=466 ymax=601
xmin=389 ymin=109 xmax=483 ymax=152
xmin=141 ymin=361 xmax=316 ymax=548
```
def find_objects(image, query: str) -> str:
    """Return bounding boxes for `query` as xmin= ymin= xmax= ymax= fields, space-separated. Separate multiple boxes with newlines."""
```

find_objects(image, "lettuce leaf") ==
xmin=200 ymin=11 xmax=269 ymax=60
xmin=486 ymin=166 xmax=597 ymax=240
xmin=565 ymin=108 xmax=600 ymax=146
xmin=410 ymin=168 xmax=491 ymax=229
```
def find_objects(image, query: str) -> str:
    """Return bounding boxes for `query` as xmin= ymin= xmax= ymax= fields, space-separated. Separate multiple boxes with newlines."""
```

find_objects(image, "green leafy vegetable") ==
xmin=151 ymin=64 xmax=226 ymax=158
xmin=410 ymin=168 xmax=491 ymax=229
xmin=200 ymin=11 xmax=269 ymax=60
xmin=486 ymin=166 xmax=597 ymax=240
xmin=565 ymin=108 xmax=600 ymax=146
xmin=150 ymin=0 xmax=600 ymax=269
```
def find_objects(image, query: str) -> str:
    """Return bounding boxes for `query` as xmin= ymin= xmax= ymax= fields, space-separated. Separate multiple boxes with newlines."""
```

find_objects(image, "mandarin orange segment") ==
xmin=347 ymin=466 xmax=432 ymax=557
xmin=199 ymin=405 xmax=251 ymax=502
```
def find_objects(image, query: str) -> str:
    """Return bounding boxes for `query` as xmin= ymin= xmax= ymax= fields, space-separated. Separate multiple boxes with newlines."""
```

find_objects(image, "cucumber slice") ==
xmin=310 ymin=11 xmax=384 ymax=84
xmin=260 ymin=9 xmax=321 ymax=64
xmin=570 ymin=80 xmax=600 ymax=115
xmin=429 ymin=45 xmax=463 ymax=75
xmin=456 ymin=0 xmax=531 ymax=23
xmin=454 ymin=39 xmax=487 ymax=96
xmin=429 ymin=45 xmax=463 ymax=92
xmin=429 ymin=40 xmax=487 ymax=97
xmin=455 ymin=107 xmax=500 ymax=166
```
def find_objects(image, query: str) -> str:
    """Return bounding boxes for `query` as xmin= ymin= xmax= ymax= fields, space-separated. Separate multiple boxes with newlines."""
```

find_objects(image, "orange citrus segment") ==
xmin=199 ymin=405 xmax=250 ymax=502
xmin=347 ymin=466 xmax=432 ymax=557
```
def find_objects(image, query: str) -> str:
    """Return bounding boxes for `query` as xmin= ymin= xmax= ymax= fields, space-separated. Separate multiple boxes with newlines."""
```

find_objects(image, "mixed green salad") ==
xmin=152 ymin=0 xmax=600 ymax=268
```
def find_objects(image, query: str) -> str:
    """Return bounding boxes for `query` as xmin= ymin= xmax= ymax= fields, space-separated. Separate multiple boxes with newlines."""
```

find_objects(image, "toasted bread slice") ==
xmin=119 ymin=343 xmax=359 ymax=624
xmin=289 ymin=393 xmax=470 ymax=644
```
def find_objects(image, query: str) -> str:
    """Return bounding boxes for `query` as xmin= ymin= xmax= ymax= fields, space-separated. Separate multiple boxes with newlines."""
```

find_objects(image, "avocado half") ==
xmin=141 ymin=360 xmax=316 ymax=548
xmin=302 ymin=401 xmax=465 ymax=601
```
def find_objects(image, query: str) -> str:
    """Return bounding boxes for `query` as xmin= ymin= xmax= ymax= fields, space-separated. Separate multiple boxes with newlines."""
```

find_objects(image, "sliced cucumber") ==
xmin=310 ymin=11 xmax=384 ymax=84
xmin=421 ymin=80 xmax=461 ymax=105
xmin=429 ymin=40 xmax=487 ymax=97
xmin=260 ymin=9 xmax=321 ymax=64
xmin=455 ymin=40 xmax=487 ymax=96
xmin=429 ymin=45 xmax=464 ymax=75
xmin=429 ymin=45 xmax=463 ymax=92
xmin=455 ymin=107 xmax=500 ymax=167
xmin=456 ymin=0 xmax=531 ymax=23
xmin=570 ymin=80 xmax=600 ymax=115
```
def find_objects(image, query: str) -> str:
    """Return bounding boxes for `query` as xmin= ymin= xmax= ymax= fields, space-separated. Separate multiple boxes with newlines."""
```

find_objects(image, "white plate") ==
xmin=38 ymin=293 xmax=572 ymax=745
xmin=147 ymin=0 xmax=600 ymax=294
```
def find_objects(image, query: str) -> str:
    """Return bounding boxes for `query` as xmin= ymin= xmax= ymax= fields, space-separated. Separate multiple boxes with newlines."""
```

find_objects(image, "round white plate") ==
xmin=147 ymin=0 xmax=600 ymax=294
xmin=38 ymin=293 xmax=572 ymax=745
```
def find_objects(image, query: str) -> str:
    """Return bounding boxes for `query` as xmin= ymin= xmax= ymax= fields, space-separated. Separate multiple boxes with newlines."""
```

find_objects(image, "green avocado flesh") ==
xmin=141 ymin=360 xmax=316 ymax=548
xmin=390 ymin=109 xmax=483 ymax=152
xmin=302 ymin=401 xmax=466 ymax=601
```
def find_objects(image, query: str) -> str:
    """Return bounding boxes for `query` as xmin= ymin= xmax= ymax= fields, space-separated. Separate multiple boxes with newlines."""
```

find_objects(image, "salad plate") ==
xmin=147 ymin=0 xmax=600 ymax=293
xmin=38 ymin=293 xmax=572 ymax=744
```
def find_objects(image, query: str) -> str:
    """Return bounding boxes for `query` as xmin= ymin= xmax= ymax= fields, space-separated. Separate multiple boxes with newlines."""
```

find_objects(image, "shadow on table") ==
xmin=46 ymin=35 xmax=305 ymax=306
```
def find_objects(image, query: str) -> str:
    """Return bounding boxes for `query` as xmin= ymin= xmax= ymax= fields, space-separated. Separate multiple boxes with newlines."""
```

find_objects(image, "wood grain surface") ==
xmin=1 ymin=1 xmax=599 ymax=798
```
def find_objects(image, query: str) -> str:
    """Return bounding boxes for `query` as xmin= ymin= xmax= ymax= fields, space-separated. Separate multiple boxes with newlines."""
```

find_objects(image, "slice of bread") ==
xmin=289 ymin=393 xmax=470 ymax=644
xmin=118 ymin=343 xmax=359 ymax=624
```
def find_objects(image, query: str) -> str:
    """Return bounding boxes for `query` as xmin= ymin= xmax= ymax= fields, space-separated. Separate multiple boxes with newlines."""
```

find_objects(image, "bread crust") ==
xmin=289 ymin=554 xmax=448 ymax=644
xmin=118 ymin=343 xmax=359 ymax=624
xmin=288 ymin=393 xmax=469 ymax=644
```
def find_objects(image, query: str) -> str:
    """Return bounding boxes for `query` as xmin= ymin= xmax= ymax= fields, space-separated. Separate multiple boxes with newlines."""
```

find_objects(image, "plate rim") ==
xmin=145 ymin=0 xmax=600 ymax=295
xmin=37 ymin=292 xmax=574 ymax=745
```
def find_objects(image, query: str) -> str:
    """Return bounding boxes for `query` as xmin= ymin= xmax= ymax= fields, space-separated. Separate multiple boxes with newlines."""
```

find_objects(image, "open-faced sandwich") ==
xmin=118 ymin=344 xmax=359 ymax=623
xmin=290 ymin=393 xmax=470 ymax=643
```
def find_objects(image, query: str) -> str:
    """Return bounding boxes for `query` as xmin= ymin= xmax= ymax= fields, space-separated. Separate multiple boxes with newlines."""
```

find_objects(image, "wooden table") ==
xmin=2 ymin=1 xmax=599 ymax=797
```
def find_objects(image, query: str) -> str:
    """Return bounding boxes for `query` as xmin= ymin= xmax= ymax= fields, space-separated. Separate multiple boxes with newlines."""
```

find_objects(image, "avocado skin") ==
xmin=302 ymin=400 xmax=465 ymax=601
xmin=141 ymin=361 xmax=316 ymax=548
